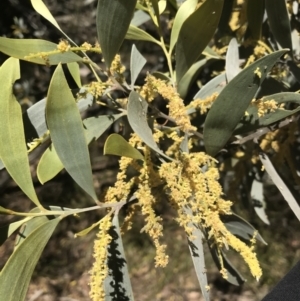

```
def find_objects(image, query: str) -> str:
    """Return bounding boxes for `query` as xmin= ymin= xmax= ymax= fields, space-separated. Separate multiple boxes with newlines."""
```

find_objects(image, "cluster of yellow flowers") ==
xmin=140 ymin=74 xmax=196 ymax=132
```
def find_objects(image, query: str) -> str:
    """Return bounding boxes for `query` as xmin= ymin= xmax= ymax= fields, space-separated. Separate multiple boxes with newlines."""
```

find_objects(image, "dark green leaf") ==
xmin=0 ymin=218 xmax=60 ymax=301
xmin=175 ymin=0 xmax=224 ymax=82
xmin=209 ymin=245 xmax=245 ymax=286
xmin=0 ymin=58 xmax=41 ymax=207
xmin=204 ymin=49 xmax=288 ymax=156
xmin=222 ymin=213 xmax=267 ymax=245
xmin=178 ymin=58 xmax=207 ymax=98
xmin=104 ymin=213 xmax=134 ymax=300
xmin=46 ymin=64 xmax=97 ymax=201
xmin=169 ymin=0 xmax=198 ymax=54
xmin=266 ymin=0 xmax=292 ymax=56
xmin=104 ymin=133 xmax=144 ymax=160
xmin=127 ymin=91 xmax=172 ymax=161
xmin=247 ymin=0 xmax=264 ymax=40
xmin=97 ymin=0 xmax=137 ymax=68
xmin=235 ymin=92 xmax=300 ymax=134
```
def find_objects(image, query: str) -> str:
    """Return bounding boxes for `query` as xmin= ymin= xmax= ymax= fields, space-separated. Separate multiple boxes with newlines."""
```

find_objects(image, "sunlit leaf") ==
xmin=104 ymin=213 xmax=134 ymax=301
xmin=0 ymin=58 xmax=41 ymax=207
xmin=127 ymin=91 xmax=172 ymax=161
xmin=97 ymin=0 xmax=137 ymax=68
xmin=126 ymin=25 xmax=161 ymax=44
xmin=130 ymin=44 xmax=147 ymax=89
xmin=0 ymin=218 xmax=60 ymax=301
xmin=266 ymin=0 xmax=293 ymax=56
xmin=175 ymin=0 xmax=224 ymax=82
xmin=204 ymin=49 xmax=288 ymax=156
xmin=31 ymin=0 xmax=78 ymax=47
xmin=0 ymin=37 xmax=83 ymax=65
xmin=225 ymin=38 xmax=240 ymax=82
xmin=259 ymin=151 xmax=300 ymax=222
xmin=169 ymin=0 xmax=198 ymax=54
xmin=104 ymin=133 xmax=144 ymax=161
xmin=46 ymin=64 xmax=97 ymax=201
xmin=158 ymin=0 xmax=167 ymax=14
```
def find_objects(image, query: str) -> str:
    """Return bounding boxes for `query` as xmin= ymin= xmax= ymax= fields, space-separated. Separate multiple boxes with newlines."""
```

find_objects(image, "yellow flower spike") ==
xmin=89 ymin=215 xmax=113 ymax=301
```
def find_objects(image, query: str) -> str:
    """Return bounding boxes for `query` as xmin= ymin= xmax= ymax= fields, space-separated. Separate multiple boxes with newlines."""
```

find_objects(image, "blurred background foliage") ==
xmin=1 ymin=0 xmax=300 ymax=300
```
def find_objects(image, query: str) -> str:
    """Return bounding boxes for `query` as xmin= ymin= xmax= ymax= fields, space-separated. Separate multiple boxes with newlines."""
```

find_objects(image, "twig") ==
xmin=232 ymin=115 xmax=299 ymax=145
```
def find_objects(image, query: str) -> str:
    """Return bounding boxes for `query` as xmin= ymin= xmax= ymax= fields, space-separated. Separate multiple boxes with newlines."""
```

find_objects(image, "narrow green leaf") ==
xmin=37 ymin=144 xmax=64 ymax=184
xmin=266 ymin=0 xmax=293 ymax=56
xmin=225 ymin=38 xmax=240 ymax=82
xmin=46 ymin=64 xmax=97 ymax=201
xmin=104 ymin=133 xmax=144 ymax=161
xmin=97 ymin=0 xmax=137 ymax=68
xmin=184 ymin=206 xmax=210 ymax=301
xmin=150 ymin=0 xmax=160 ymax=22
xmin=0 ymin=37 xmax=83 ymax=65
xmin=67 ymin=62 xmax=82 ymax=87
xmin=235 ymin=92 xmax=300 ymax=134
xmin=0 ymin=58 xmax=41 ymax=207
xmin=178 ymin=58 xmax=207 ymax=98
xmin=104 ymin=213 xmax=134 ymax=301
xmin=158 ymin=0 xmax=167 ymax=14
xmin=0 ymin=218 xmax=60 ymax=301
xmin=251 ymin=179 xmax=270 ymax=225
xmin=175 ymin=0 xmax=224 ymax=82
xmin=259 ymin=151 xmax=300 ymax=222
xmin=15 ymin=206 xmax=69 ymax=249
xmin=127 ymin=91 xmax=172 ymax=161
xmin=247 ymin=0 xmax=264 ymax=40
xmin=130 ymin=44 xmax=147 ymax=89
xmin=222 ymin=213 xmax=267 ymax=245
xmin=37 ymin=114 xmax=123 ymax=184
xmin=75 ymin=220 xmax=101 ymax=237
xmin=209 ymin=245 xmax=245 ymax=286
xmin=204 ymin=49 xmax=288 ymax=156
xmin=0 ymin=217 xmax=32 ymax=246
xmin=131 ymin=10 xmax=151 ymax=27
xmin=31 ymin=0 xmax=78 ymax=47
xmin=169 ymin=0 xmax=198 ymax=54
xmin=126 ymin=25 xmax=161 ymax=44
xmin=194 ymin=73 xmax=226 ymax=100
